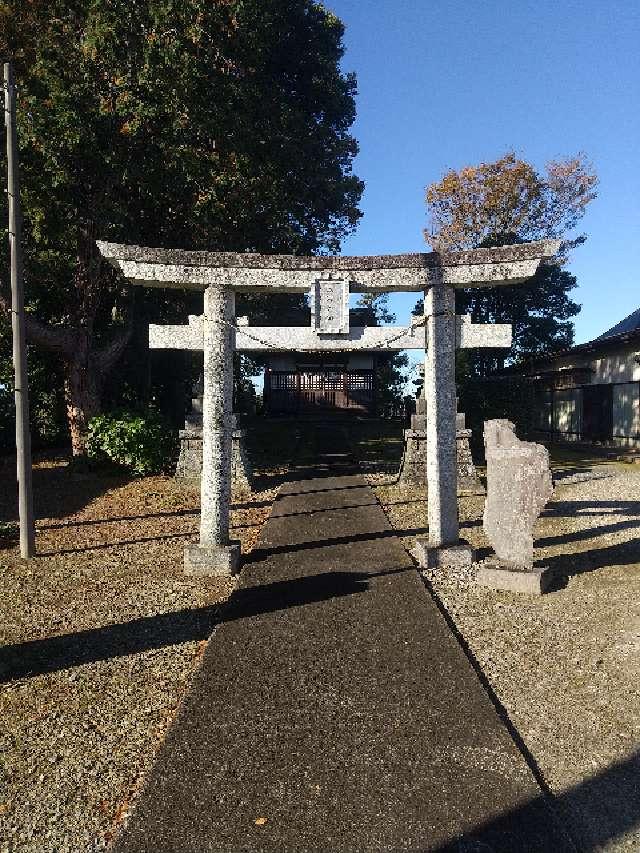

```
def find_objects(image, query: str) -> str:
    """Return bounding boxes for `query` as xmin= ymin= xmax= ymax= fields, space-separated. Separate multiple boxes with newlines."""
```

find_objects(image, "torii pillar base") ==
xmin=184 ymin=541 xmax=241 ymax=577
xmin=415 ymin=539 xmax=474 ymax=570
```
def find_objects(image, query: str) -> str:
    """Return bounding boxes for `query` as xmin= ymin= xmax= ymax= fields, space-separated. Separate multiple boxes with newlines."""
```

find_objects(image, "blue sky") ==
xmin=328 ymin=0 xmax=640 ymax=362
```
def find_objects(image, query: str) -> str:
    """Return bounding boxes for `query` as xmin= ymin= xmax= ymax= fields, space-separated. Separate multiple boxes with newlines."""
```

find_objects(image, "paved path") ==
xmin=115 ymin=472 xmax=574 ymax=852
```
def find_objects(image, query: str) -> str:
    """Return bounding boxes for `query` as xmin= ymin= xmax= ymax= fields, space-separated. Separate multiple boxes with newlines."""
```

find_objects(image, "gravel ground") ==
xmin=0 ymin=455 xmax=277 ymax=852
xmin=373 ymin=455 xmax=640 ymax=852
xmin=3 ymin=443 xmax=639 ymax=851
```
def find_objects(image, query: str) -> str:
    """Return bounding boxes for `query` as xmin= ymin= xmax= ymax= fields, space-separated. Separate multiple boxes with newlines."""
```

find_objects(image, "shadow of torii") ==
xmin=430 ymin=748 xmax=640 ymax=852
xmin=3 ymin=563 xmax=639 ymax=851
xmin=0 ymin=565 xmax=408 ymax=683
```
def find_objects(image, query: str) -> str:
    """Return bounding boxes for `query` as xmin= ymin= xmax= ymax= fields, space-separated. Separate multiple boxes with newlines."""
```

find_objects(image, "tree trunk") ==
xmin=2 ymin=221 xmax=135 ymax=456
xmin=64 ymin=336 xmax=101 ymax=457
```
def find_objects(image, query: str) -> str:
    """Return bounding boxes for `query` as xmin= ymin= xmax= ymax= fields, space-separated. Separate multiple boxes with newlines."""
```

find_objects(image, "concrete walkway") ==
xmin=114 ymin=472 xmax=574 ymax=852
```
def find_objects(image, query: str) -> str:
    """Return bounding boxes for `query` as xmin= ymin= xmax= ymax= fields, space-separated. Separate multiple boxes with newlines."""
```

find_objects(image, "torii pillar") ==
xmin=415 ymin=282 xmax=480 ymax=567
xmin=424 ymin=282 xmax=459 ymax=551
xmin=184 ymin=283 xmax=241 ymax=575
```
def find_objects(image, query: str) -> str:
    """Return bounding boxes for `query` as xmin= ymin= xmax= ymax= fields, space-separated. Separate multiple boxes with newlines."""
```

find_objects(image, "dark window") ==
xmin=582 ymin=385 xmax=613 ymax=442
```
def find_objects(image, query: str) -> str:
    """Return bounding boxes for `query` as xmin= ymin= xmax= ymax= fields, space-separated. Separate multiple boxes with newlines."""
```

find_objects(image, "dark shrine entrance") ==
xmin=582 ymin=384 xmax=613 ymax=442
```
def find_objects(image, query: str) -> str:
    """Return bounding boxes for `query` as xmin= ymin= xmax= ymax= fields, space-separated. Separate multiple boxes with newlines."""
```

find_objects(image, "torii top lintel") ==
xmin=96 ymin=239 xmax=559 ymax=293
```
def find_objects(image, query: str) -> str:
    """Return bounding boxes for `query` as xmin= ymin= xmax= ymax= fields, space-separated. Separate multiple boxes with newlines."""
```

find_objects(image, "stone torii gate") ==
xmin=98 ymin=240 xmax=558 ymax=575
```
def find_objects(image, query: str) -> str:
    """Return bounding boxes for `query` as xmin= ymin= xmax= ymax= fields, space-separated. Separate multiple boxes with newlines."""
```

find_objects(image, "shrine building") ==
xmin=260 ymin=305 xmax=380 ymax=416
xmin=527 ymin=306 xmax=640 ymax=449
xmin=263 ymin=351 xmax=377 ymax=416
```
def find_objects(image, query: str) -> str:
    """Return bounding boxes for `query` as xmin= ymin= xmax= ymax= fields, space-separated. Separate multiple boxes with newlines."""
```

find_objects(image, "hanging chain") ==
xmin=222 ymin=314 xmax=428 ymax=353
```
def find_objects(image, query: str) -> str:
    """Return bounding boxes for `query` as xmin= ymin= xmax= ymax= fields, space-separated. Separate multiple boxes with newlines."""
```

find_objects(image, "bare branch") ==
xmin=0 ymin=286 xmax=74 ymax=355
xmin=24 ymin=314 xmax=75 ymax=355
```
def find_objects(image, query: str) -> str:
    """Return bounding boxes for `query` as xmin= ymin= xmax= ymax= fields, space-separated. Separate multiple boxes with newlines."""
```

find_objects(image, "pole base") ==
xmin=415 ymin=539 xmax=474 ymax=569
xmin=184 ymin=541 xmax=241 ymax=577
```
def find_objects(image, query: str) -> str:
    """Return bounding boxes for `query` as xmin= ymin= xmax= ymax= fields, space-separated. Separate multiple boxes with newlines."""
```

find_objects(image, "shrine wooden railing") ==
xmin=265 ymin=370 xmax=375 ymax=414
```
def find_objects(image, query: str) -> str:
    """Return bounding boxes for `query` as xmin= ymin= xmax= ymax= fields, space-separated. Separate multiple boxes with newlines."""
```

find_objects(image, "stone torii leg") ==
xmin=416 ymin=282 xmax=474 ymax=568
xmin=184 ymin=283 xmax=241 ymax=575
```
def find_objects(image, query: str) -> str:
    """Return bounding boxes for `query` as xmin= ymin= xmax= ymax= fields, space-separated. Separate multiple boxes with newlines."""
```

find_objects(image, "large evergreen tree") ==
xmin=0 ymin=0 xmax=363 ymax=453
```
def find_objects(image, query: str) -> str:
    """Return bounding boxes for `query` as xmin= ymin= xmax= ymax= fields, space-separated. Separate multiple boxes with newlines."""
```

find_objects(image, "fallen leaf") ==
xmin=254 ymin=817 xmax=268 ymax=826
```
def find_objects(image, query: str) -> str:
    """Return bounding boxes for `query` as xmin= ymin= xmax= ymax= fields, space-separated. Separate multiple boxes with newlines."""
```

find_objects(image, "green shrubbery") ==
xmin=0 ymin=521 xmax=19 ymax=547
xmin=86 ymin=409 xmax=177 ymax=475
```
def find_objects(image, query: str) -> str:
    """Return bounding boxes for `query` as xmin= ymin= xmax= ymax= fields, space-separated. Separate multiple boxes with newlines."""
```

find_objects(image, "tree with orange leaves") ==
xmin=418 ymin=152 xmax=598 ymax=376
xmin=425 ymin=151 xmax=597 ymax=256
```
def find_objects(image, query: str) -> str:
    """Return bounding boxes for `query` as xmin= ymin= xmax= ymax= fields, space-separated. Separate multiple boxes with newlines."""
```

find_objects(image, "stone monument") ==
xmin=478 ymin=419 xmax=555 ymax=595
xmin=398 ymin=365 xmax=484 ymax=495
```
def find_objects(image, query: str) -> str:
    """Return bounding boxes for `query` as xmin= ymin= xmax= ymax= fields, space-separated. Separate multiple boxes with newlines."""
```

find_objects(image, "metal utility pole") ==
xmin=4 ymin=61 xmax=35 ymax=557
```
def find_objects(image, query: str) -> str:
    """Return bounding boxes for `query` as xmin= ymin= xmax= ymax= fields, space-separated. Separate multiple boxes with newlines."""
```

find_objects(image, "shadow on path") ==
xmin=0 ymin=567 xmax=408 ymax=683
xmin=39 ymin=507 xmax=200 ymax=531
xmin=36 ymin=530 xmax=195 ymax=558
xmin=543 ymin=499 xmax=640 ymax=518
xmin=245 ymin=527 xmax=430 ymax=563
xmin=536 ymin=516 xmax=640 ymax=549
xmin=0 ymin=458 xmax=129 ymax=524
xmin=541 ymin=537 xmax=640 ymax=578
xmin=430 ymin=749 xmax=640 ymax=853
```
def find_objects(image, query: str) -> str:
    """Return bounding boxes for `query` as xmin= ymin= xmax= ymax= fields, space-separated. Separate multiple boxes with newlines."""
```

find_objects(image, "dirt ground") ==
xmin=0 ymin=454 xmax=278 ymax=851
xmin=373 ymin=451 xmax=640 ymax=853
xmin=2 ymin=438 xmax=639 ymax=851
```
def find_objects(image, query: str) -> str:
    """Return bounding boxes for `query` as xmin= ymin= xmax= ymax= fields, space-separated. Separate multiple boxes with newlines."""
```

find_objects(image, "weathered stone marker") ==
xmin=478 ymin=419 xmax=555 ymax=595
xmin=98 ymin=240 xmax=558 ymax=576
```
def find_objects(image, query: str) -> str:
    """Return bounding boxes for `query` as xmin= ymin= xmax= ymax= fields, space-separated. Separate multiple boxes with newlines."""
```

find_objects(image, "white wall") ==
xmin=613 ymin=382 xmax=640 ymax=440
xmin=551 ymin=343 xmax=640 ymax=384
xmin=533 ymin=342 xmax=640 ymax=448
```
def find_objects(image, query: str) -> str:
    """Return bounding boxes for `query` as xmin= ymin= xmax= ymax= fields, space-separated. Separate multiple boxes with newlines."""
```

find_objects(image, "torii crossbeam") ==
xmin=98 ymin=240 xmax=559 ymax=574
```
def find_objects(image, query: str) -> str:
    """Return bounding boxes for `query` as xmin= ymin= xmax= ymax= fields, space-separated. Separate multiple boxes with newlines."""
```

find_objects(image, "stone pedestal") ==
xmin=455 ymin=425 xmax=485 ymax=496
xmin=477 ymin=562 xmax=556 ymax=595
xmin=184 ymin=541 xmax=241 ymax=576
xmin=415 ymin=539 xmax=474 ymax=569
xmin=398 ymin=428 xmax=426 ymax=485
xmin=398 ymin=415 xmax=484 ymax=496
xmin=410 ymin=394 xmax=427 ymax=431
xmin=176 ymin=416 xmax=253 ymax=493
xmin=231 ymin=426 xmax=253 ymax=493
xmin=175 ymin=426 xmax=203 ymax=483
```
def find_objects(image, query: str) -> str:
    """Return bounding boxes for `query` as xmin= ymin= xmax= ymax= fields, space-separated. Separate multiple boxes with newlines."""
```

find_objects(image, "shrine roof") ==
xmin=596 ymin=306 xmax=640 ymax=340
